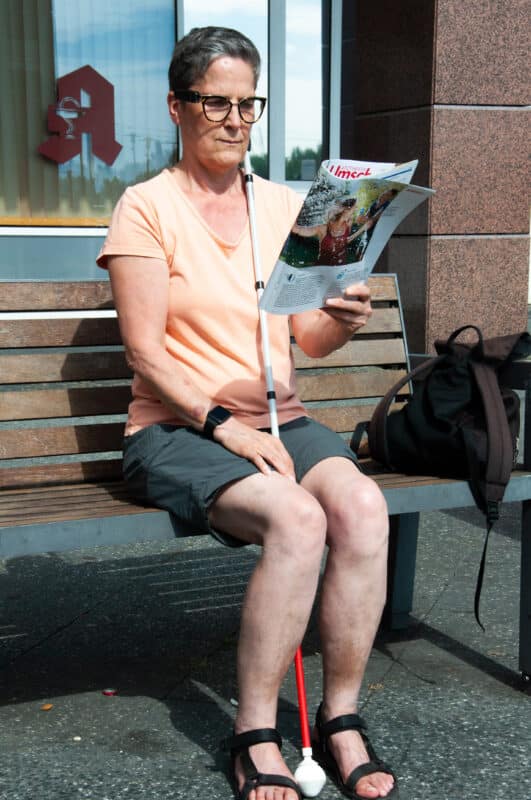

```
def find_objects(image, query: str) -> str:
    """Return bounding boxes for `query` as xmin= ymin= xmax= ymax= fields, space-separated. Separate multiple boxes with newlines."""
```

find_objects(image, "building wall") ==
xmin=343 ymin=0 xmax=530 ymax=352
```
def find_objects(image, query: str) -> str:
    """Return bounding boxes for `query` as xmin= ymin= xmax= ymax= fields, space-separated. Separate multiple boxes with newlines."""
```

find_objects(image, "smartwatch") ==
xmin=203 ymin=405 xmax=232 ymax=439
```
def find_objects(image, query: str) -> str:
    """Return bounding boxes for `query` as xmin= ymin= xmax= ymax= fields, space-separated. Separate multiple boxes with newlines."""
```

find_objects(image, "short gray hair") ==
xmin=168 ymin=26 xmax=261 ymax=92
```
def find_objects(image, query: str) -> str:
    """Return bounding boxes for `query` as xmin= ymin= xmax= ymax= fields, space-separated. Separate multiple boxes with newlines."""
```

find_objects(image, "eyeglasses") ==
xmin=172 ymin=91 xmax=266 ymax=124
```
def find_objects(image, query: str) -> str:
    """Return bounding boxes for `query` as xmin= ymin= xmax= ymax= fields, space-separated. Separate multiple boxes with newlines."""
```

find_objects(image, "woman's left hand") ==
xmin=322 ymin=282 xmax=372 ymax=334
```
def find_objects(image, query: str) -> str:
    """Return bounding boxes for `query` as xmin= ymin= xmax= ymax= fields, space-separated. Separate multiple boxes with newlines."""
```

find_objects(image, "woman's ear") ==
xmin=167 ymin=91 xmax=181 ymax=126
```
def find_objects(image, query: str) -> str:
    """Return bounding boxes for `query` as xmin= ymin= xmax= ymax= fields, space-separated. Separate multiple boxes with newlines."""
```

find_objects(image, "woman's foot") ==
xmin=313 ymin=705 xmax=397 ymax=799
xmin=234 ymin=740 xmax=300 ymax=800
xmin=322 ymin=725 xmax=395 ymax=798
xmin=225 ymin=728 xmax=302 ymax=800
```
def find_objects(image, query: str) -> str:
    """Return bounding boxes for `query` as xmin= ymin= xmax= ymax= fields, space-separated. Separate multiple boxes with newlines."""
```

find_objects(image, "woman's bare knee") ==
xmin=263 ymin=487 xmax=327 ymax=566
xmin=326 ymin=479 xmax=388 ymax=558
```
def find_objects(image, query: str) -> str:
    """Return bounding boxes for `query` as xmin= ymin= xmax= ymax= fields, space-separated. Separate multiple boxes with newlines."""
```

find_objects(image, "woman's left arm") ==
xmin=290 ymin=283 xmax=372 ymax=358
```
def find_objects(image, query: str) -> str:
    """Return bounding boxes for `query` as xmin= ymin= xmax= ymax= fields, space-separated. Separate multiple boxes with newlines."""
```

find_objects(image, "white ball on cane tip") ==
xmin=294 ymin=754 xmax=326 ymax=797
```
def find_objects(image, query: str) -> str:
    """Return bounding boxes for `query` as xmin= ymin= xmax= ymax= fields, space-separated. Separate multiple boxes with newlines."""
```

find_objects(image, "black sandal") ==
xmin=222 ymin=727 xmax=303 ymax=800
xmin=312 ymin=704 xmax=398 ymax=799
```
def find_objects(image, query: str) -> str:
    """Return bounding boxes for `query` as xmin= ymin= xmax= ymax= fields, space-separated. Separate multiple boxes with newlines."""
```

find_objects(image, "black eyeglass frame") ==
xmin=171 ymin=90 xmax=267 ymax=123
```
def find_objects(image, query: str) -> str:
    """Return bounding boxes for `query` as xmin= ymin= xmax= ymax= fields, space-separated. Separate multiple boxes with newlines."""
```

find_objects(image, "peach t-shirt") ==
xmin=97 ymin=168 xmax=306 ymax=435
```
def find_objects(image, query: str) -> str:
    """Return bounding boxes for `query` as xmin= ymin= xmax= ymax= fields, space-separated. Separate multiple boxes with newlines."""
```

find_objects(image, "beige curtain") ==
xmin=0 ymin=0 xmax=59 ymax=222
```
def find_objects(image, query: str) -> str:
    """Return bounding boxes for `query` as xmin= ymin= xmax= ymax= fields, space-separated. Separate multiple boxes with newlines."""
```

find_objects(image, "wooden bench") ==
xmin=1 ymin=274 xmax=530 ymax=680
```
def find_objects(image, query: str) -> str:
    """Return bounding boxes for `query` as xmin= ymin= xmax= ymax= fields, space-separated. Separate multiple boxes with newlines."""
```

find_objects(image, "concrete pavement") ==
xmin=0 ymin=502 xmax=530 ymax=800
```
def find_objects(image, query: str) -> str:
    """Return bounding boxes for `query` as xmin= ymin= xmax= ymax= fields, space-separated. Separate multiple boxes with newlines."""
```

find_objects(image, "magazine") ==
xmin=259 ymin=159 xmax=434 ymax=314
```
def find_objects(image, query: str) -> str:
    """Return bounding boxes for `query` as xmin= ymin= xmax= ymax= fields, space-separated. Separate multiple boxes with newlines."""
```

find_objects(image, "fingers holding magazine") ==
xmin=323 ymin=282 xmax=372 ymax=334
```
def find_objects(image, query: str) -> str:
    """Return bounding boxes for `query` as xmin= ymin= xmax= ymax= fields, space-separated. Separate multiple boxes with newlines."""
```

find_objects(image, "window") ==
xmin=0 ymin=0 xmax=176 ymax=226
xmin=0 ymin=0 xmax=342 ymax=278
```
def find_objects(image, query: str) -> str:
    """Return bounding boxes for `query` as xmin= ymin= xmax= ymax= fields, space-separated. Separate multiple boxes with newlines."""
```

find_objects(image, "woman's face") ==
xmin=168 ymin=56 xmax=256 ymax=175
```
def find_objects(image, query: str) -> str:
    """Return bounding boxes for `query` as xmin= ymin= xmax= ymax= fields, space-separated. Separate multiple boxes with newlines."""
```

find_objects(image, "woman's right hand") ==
xmin=212 ymin=417 xmax=295 ymax=480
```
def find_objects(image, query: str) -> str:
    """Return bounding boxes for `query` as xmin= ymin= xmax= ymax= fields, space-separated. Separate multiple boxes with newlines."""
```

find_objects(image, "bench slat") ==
xmin=0 ymin=318 xmax=122 ymax=348
xmin=0 ymin=373 xmax=405 ymax=421
xmin=0 ymin=386 xmax=132 ymax=421
xmin=0 ymin=460 xmax=123 ymax=489
xmin=293 ymin=338 xmax=406 ymax=368
xmin=0 ymin=492 xmax=139 ymax=524
xmin=0 ymin=275 xmax=399 ymax=311
xmin=0 ymin=281 xmax=113 ymax=311
xmin=0 ymin=352 xmax=132 ymax=384
xmin=0 ymin=307 xmax=401 ymax=350
xmin=0 ymin=401 xmax=408 ymax=456
xmin=308 ymin=404 xmax=376 ymax=432
xmin=0 ymin=423 xmax=124 ymax=458
xmin=2 ymin=469 xmax=531 ymax=529
xmin=297 ymin=369 xmax=408 ymax=401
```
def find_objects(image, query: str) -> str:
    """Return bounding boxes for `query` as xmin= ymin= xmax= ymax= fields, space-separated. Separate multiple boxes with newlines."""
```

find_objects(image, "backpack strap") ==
xmin=368 ymin=355 xmax=445 ymax=467
xmin=467 ymin=360 xmax=515 ymax=628
xmin=470 ymin=361 xmax=515 ymax=504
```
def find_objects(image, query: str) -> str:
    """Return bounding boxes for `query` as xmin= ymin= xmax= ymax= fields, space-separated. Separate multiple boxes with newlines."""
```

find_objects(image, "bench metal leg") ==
xmin=520 ymin=499 xmax=531 ymax=680
xmin=384 ymin=512 xmax=420 ymax=629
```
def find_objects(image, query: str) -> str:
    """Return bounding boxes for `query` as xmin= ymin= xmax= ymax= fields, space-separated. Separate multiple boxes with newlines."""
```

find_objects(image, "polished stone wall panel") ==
xmin=376 ymin=236 xmax=528 ymax=352
xmin=354 ymin=109 xmax=432 ymax=235
xmin=427 ymin=237 xmax=529 ymax=348
xmin=430 ymin=108 xmax=531 ymax=235
xmin=375 ymin=238 xmax=430 ymax=353
xmin=355 ymin=0 xmax=436 ymax=113
xmin=434 ymin=0 xmax=530 ymax=105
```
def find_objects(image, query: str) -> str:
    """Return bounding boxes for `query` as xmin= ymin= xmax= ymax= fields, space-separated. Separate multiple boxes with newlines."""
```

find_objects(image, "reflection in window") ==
xmin=52 ymin=0 xmax=176 ymax=222
xmin=0 ymin=0 xmax=176 ymax=224
xmin=181 ymin=0 xmax=269 ymax=178
xmin=285 ymin=0 xmax=324 ymax=180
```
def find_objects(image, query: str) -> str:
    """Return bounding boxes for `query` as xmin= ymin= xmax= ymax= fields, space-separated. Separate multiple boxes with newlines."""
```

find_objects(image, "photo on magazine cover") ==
xmin=279 ymin=179 xmax=404 ymax=269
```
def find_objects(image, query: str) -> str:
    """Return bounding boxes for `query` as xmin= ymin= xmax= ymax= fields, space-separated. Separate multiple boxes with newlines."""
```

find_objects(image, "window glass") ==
xmin=181 ymin=0 xmax=268 ymax=177
xmin=0 ymin=0 xmax=176 ymax=225
xmin=285 ymin=0 xmax=324 ymax=180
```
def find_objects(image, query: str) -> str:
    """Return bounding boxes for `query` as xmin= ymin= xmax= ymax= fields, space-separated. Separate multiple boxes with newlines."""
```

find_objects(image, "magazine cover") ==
xmin=260 ymin=159 xmax=434 ymax=314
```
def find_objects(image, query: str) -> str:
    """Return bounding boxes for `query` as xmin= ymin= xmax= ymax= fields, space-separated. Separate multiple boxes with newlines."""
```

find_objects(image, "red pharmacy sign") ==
xmin=39 ymin=65 xmax=122 ymax=165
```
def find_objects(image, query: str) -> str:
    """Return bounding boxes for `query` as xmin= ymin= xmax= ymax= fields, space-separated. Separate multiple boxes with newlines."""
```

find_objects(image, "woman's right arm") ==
xmin=108 ymin=255 xmax=295 ymax=478
xmin=108 ymin=255 xmax=211 ymax=429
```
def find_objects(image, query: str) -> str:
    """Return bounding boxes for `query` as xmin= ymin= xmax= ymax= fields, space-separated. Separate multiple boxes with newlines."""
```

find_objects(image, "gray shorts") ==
xmin=122 ymin=416 xmax=358 ymax=547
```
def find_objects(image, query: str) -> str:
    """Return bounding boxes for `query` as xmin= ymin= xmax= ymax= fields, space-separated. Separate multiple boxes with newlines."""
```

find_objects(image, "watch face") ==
xmin=210 ymin=406 xmax=231 ymax=425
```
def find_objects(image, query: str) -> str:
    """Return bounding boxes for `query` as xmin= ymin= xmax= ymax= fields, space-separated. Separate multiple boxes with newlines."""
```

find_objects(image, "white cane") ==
xmin=243 ymin=151 xmax=326 ymax=798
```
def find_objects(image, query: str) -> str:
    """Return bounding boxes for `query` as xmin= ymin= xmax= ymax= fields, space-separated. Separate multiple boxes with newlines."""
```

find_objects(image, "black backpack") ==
xmin=354 ymin=325 xmax=530 ymax=627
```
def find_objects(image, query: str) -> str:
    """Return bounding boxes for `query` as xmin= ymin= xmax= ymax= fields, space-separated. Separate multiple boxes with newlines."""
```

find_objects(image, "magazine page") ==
xmin=259 ymin=159 xmax=434 ymax=315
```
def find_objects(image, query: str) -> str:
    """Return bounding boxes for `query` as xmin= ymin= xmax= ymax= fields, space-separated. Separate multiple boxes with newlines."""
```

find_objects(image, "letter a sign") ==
xmin=39 ymin=65 xmax=122 ymax=165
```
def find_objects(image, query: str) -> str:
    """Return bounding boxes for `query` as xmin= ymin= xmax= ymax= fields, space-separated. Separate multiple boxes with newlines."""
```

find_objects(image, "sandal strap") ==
xmin=345 ymin=760 xmax=395 ymax=793
xmin=240 ymin=774 xmax=302 ymax=800
xmin=254 ymin=773 xmax=302 ymax=799
xmin=319 ymin=711 xmax=367 ymax=739
xmin=222 ymin=727 xmax=282 ymax=756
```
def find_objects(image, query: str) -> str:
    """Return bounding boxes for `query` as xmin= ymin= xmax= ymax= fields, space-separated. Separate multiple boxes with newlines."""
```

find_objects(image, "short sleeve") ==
xmin=96 ymin=184 xmax=166 ymax=269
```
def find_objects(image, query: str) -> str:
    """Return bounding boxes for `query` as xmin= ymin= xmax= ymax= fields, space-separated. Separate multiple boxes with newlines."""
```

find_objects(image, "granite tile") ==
xmin=375 ymin=237 xmax=430 ymax=353
xmin=377 ymin=235 xmax=529 ymax=353
xmin=340 ymin=103 xmax=356 ymax=157
xmin=426 ymin=236 xmax=529 ymax=348
xmin=354 ymin=109 xmax=432 ymax=180
xmin=430 ymin=107 xmax=531 ymax=234
xmin=434 ymin=0 xmax=530 ymax=105
xmin=355 ymin=0 xmax=436 ymax=113
xmin=354 ymin=108 xmax=433 ymax=235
